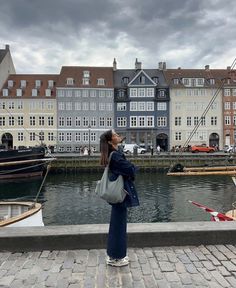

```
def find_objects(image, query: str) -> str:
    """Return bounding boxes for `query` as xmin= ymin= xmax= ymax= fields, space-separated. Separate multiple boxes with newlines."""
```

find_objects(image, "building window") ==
xmin=99 ymin=117 xmax=105 ymax=127
xmin=152 ymin=77 xmax=159 ymax=84
xmin=175 ymin=117 xmax=181 ymax=126
xmin=130 ymin=116 xmax=137 ymax=127
xmin=225 ymin=116 xmax=231 ymax=125
xmin=66 ymin=117 xmax=72 ymax=126
xmin=106 ymin=117 xmax=112 ymax=127
xmin=66 ymin=132 xmax=72 ymax=142
xmin=209 ymin=78 xmax=215 ymax=85
xmin=2 ymin=89 xmax=8 ymax=97
xmin=233 ymin=116 xmax=236 ymax=125
xmin=75 ymin=117 xmax=81 ymax=127
xmin=140 ymin=76 xmax=145 ymax=84
xmin=48 ymin=80 xmax=54 ymax=88
xmin=30 ymin=116 xmax=36 ymax=126
xmin=16 ymin=89 xmax=22 ymax=97
xmin=224 ymin=89 xmax=230 ymax=96
xmin=146 ymin=88 xmax=154 ymax=97
xmin=0 ymin=117 xmax=5 ymax=126
xmin=32 ymin=89 xmax=38 ymax=97
xmin=59 ymin=117 xmax=65 ymax=127
xmin=75 ymin=102 xmax=81 ymax=110
xmin=157 ymin=102 xmax=166 ymax=110
xmin=9 ymin=116 xmax=14 ymax=126
xmin=122 ymin=77 xmax=129 ymax=85
xmin=117 ymin=117 xmax=127 ymax=127
xmin=39 ymin=132 xmax=44 ymax=142
xmin=97 ymin=78 xmax=105 ymax=85
xmin=117 ymin=103 xmax=126 ymax=111
xmin=8 ymin=80 xmax=13 ymax=88
xmin=35 ymin=80 xmax=41 ymax=88
xmin=30 ymin=132 xmax=36 ymax=141
xmin=48 ymin=116 xmax=53 ymax=126
xmin=130 ymin=88 xmax=137 ymax=97
xmin=233 ymin=89 xmax=236 ymax=96
xmin=20 ymin=80 xmax=26 ymax=88
xmin=66 ymin=102 xmax=72 ymax=110
xmin=91 ymin=117 xmax=96 ymax=127
xmin=138 ymin=116 xmax=145 ymax=127
xmin=147 ymin=116 xmax=154 ymax=127
xmin=82 ymin=78 xmax=90 ymax=85
xmin=83 ymin=71 xmax=90 ymax=78
xmin=175 ymin=132 xmax=181 ymax=140
xmin=130 ymin=102 xmax=137 ymax=111
xmin=187 ymin=117 xmax=192 ymax=126
xmin=157 ymin=117 xmax=167 ymax=127
xmin=66 ymin=78 xmax=74 ymax=85
xmin=200 ymin=116 xmax=206 ymax=126
xmin=159 ymin=90 xmax=165 ymax=98
xmin=45 ymin=89 xmax=51 ymax=97
xmin=173 ymin=78 xmax=179 ymax=84
xmin=211 ymin=116 xmax=217 ymax=125
xmin=39 ymin=116 xmax=45 ymax=126
xmin=146 ymin=102 xmax=154 ymax=111
xmin=48 ymin=132 xmax=54 ymax=141
xmin=82 ymin=102 xmax=89 ymax=110
xmin=99 ymin=103 xmax=105 ymax=110
xmin=138 ymin=88 xmax=145 ymax=97
xmin=58 ymin=132 xmax=65 ymax=142
xmin=83 ymin=117 xmax=89 ymax=127
xmin=90 ymin=102 xmax=96 ymax=110
xmin=18 ymin=132 xmax=24 ymax=141
xmin=58 ymin=102 xmax=65 ymax=110
xmin=75 ymin=132 xmax=81 ymax=142
xmin=138 ymin=102 xmax=145 ymax=111
xmin=224 ymin=102 xmax=231 ymax=110
xmin=17 ymin=116 xmax=23 ymax=126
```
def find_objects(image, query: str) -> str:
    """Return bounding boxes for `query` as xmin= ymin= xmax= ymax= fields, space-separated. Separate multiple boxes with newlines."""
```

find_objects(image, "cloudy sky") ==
xmin=1 ymin=0 xmax=236 ymax=74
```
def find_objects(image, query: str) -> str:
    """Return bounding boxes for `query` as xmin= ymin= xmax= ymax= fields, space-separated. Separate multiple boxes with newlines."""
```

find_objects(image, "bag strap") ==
xmin=107 ymin=151 xmax=115 ymax=167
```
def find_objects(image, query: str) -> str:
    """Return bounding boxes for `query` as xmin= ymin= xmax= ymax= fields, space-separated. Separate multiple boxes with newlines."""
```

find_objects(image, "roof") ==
xmin=163 ymin=68 xmax=236 ymax=88
xmin=113 ymin=69 xmax=167 ymax=88
xmin=0 ymin=49 xmax=7 ymax=64
xmin=0 ymin=74 xmax=59 ymax=99
xmin=57 ymin=66 xmax=114 ymax=88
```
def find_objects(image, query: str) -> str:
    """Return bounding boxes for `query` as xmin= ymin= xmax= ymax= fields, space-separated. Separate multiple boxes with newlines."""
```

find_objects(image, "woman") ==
xmin=100 ymin=129 xmax=139 ymax=267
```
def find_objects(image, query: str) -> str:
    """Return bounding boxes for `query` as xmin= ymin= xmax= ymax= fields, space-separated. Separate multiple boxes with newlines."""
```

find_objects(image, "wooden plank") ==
xmin=167 ymin=170 xmax=236 ymax=176
xmin=184 ymin=166 xmax=236 ymax=172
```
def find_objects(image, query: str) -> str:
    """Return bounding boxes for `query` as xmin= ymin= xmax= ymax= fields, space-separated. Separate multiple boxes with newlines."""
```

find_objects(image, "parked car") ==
xmin=224 ymin=145 xmax=236 ymax=153
xmin=123 ymin=144 xmax=146 ymax=154
xmin=191 ymin=144 xmax=215 ymax=153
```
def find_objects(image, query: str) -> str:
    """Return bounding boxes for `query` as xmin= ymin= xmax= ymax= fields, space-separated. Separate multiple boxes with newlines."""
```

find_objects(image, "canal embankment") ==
xmin=50 ymin=153 xmax=236 ymax=173
xmin=1 ymin=222 xmax=236 ymax=252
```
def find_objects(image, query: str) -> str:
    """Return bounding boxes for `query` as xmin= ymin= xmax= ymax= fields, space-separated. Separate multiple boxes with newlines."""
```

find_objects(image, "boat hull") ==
xmin=0 ymin=202 xmax=44 ymax=227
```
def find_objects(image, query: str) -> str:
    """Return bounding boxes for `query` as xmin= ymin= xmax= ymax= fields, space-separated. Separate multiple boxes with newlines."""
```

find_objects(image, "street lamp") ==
xmin=88 ymin=125 xmax=91 ymax=156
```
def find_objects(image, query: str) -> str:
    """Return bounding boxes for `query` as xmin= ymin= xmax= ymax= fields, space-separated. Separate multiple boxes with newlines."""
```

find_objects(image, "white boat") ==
xmin=0 ymin=201 xmax=44 ymax=227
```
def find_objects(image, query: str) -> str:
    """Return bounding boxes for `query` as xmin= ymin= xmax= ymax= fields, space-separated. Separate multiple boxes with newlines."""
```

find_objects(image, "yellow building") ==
xmin=0 ymin=74 xmax=58 ymax=149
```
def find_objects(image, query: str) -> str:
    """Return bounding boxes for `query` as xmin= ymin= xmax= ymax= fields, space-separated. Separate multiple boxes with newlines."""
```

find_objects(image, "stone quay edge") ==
xmin=0 ymin=222 xmax=236 ymax=252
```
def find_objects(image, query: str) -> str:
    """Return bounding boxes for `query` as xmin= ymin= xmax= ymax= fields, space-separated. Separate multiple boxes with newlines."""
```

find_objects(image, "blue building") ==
xmin=113 ymin=59 xmax=170 ymax=151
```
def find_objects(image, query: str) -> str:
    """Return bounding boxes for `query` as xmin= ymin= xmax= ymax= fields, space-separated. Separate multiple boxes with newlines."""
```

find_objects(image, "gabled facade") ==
xmin=56 ymin=66 xmax=114 ymax=152
xmin=0 ymin=74 xmax=58 ymax=149
xmin=0 ymin=45 xmax=16 ymax=89
xmin=164 ymin=66 xmax=224 ymax=150
xmin=114 ymin=59 xmax=169 ymax=150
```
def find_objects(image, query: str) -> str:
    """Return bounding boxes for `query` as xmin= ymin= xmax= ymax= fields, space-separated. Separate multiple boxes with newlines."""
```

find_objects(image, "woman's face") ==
xmin=111 ymin=131 xmax=123 ymax=146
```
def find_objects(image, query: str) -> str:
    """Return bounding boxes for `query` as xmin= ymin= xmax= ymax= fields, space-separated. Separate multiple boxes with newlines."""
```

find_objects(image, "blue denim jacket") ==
xmin=109 ymin=150 xmax=139 ymax=208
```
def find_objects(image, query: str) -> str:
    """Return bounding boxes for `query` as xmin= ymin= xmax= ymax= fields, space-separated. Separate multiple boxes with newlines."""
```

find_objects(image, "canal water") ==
xmin=0 ymin=172 xmax=235 ymax=225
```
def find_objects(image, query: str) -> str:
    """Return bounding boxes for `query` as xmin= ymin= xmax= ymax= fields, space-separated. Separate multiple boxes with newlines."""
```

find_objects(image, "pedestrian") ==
xmin=156 ymin=145 xmax=160 ymax=154
xmin=99 ymin=129 xmax=139 ymax=267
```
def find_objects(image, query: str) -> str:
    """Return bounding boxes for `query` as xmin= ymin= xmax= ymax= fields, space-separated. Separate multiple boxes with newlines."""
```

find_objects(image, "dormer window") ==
xmin=48 ymin=80 xmax=54 ymax=88
xmin=20 ymin=80 xmax=26 ymax=88
xmin=173 ymin=78 xmax=179 ymax=84
xmin=8 ymin=80 xmax=13 ymax=88
xmin=122 ymin=77 xmax=129 ymax=85
xmin=97 ymin=78 xmax=105 ymax=85
xmin=45 ymin=89 xmax=51 ymax=97
xmin=2 ymin=89 xmax=8 ymax=97
xmin=83 ymin=71 xmax=90 ymax=78
xmin=16 ymin=89 xmax=22 ymax=97
xmin=66 ymin=78 xmax=74 ymax=85
xmin=209 ymin=78 xmax=215 ymax=85
xmin=35 ymin=80 xmax=41 ymax=88
xmin=152 ymin=77 xmax=159 ymax=84
xmin=82 ymin=78 xmax=90 ymax=85
xmin=140 ymin=76 xmax=145 ymax=84
xmin=32 ymin=89 xmax=38 ymax=97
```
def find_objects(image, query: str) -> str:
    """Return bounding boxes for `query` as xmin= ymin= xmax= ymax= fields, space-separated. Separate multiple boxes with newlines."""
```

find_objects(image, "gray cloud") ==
xmin=1 ymin=0 xmax=236 ymax=73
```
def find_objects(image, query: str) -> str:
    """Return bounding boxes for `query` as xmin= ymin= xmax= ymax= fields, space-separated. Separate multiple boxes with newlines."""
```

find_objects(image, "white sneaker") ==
xmin=106 ymin=256 xmax=129 ymax=267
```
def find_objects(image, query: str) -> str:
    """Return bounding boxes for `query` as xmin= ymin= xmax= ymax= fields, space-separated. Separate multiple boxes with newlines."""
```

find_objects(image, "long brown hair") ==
xmin=100 ymin=129 xmax=113 ymax=166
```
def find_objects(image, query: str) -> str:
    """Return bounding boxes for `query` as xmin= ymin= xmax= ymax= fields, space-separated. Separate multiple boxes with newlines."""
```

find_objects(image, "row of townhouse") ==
xmin=0 ymin=46 xmax=236 ymax=152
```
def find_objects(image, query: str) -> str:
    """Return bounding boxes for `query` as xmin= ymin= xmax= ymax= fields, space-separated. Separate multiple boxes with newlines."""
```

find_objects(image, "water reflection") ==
xmin=0 ymin=172 xmax=235 ymax=225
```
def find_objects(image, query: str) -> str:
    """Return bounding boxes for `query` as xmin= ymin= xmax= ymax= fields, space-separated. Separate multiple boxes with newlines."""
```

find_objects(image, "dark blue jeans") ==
xmin=107 ymin=204 xmax=127 ymax=259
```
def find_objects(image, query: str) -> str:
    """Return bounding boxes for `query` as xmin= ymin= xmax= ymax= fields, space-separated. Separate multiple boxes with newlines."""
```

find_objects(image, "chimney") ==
xmin=205 ymin=65 xmax=210 ymax=70
xmin=227 ymin=66 xmax=231 ymax=71
xmin=135 ymin=58 xmax=142 ymax=70
xmin=113 ymin=58 xmax=117 ymax=71
xmin=158 ymin=62 xmax=163 ymax=70
xmin=163 ymin=62 xmax=166 ymax=70
xmin=5 ymin=44 xmax=10 ymax=51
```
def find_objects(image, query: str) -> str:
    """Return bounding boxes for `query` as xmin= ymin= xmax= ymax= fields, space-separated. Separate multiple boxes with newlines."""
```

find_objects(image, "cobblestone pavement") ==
xmin=1 ymin=245 xmax=236 ymax=287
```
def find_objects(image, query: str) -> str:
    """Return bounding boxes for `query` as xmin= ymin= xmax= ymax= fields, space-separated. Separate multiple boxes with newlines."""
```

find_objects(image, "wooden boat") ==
xmin=0 ymin=146 xmax=55 ymax=179
xmin=167 ymin=164 xmax=236 ymax=176
xmin=0 ymin=201 xmax=44 ymax=227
